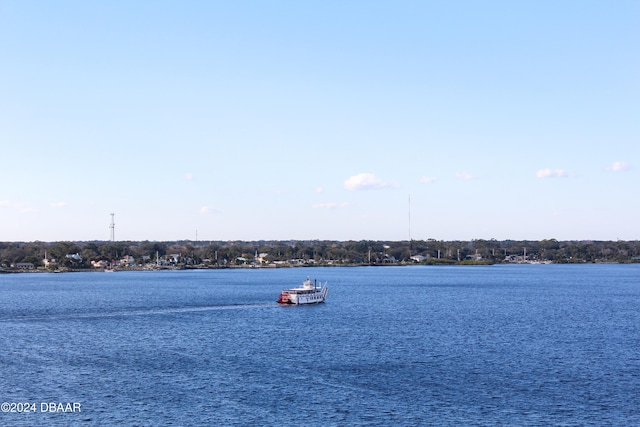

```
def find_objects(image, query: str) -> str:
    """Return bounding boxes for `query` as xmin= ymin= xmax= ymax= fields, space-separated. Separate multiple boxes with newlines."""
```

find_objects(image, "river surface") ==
xmin=1 ymin=265 xmax=639 ymax=426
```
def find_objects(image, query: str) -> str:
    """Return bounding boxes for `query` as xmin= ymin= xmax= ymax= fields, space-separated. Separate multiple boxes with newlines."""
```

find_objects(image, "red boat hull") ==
xmin=277 ymin=293 xmax=291 ymax=304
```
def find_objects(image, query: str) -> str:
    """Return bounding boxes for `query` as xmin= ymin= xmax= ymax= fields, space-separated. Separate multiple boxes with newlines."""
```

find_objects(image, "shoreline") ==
xmin=2 ymin=260 xmax=637 ymax=274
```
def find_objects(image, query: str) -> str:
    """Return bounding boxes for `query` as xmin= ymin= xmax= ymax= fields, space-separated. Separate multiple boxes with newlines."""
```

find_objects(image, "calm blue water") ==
xmin=1 ymin=265 xmax=639 ymax=426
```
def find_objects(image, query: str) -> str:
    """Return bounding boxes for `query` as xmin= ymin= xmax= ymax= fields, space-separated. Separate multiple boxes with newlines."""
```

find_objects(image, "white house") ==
xmin=66 ymin=253 xmax=82 ymax=261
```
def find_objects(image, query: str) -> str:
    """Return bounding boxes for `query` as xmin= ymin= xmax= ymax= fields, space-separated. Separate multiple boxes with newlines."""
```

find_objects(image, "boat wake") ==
xmin=1 ymin=303 xmax=279 ymax=323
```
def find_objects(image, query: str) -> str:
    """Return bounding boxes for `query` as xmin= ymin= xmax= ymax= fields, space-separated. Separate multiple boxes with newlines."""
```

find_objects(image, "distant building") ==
xmin=14 ymin=262 xmax=34 ymax=269
xmin=91 ymin=260 xmax=109 ymax=268
xmin=120 ymin=255 xmax=136 ymax=266
xmin=255 ymin=252 xmax=269 ymax=264
xmin=383 ymin=254 xmax=397 ymax=263
xmin=410 ymin=255 xmax=425 ymax=263
xmin=66 ymin=253 xmax=82 ymax=261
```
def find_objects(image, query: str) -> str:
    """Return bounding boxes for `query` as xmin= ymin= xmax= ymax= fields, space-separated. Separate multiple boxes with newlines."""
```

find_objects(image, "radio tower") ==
xmin=408 ymin=195 xmax=412 ymax=257
xmin=408 ymin=194 xmax=411 ymax=242
xmin=110 ymin=213 xmax=115 ymax=242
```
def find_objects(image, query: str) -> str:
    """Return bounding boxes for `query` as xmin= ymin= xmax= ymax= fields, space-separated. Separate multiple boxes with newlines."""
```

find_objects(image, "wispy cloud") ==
xmin=0 ymin=200 xmax=35 ymax=212
xmin=184 ymin=173 xmax=194 ymax=181
xmin=312 ymin=202 xmax=349 ymax=210
xmin=50 ymin=202 xmax=67 ymax=208
xmin=605 ymin=161 xmax=630 ymax=172
xmin=344 ymin=173 xmax=387 ymax=191
xmin=315 ymin=186 xmax=324 ymax=193
xmin=420 ymin=176 xmax=437 ymax=184
xmin=200 ymin=206 xmax=221 ymax=215
xmin=456 ymin=172 xmax=477 ymax=180
xmin=536 ymin=168 xmax=570 ymax=178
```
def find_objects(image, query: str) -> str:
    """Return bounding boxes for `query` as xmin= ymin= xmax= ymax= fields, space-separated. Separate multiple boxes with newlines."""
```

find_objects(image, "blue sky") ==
xmin=1 ymin=1 xmax=638 ymax=242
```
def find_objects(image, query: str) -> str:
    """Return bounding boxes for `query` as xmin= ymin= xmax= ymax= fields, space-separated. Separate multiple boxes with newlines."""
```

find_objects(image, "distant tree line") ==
xmin=1 ymin=239 xmax=639 ymax=270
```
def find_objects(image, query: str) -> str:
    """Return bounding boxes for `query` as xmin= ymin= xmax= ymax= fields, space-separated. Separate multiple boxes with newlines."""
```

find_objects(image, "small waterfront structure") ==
xmin=14 ymin=262 xmax=35 ymax=270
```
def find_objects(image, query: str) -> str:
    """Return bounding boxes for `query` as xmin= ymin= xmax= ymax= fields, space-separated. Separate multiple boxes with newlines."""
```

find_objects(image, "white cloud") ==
xmin=606 ymin=161 xmax=630 ymax=172
xmin=419 ymin=176 xmax=437 ymax=184
xmin=456 ymin=172 xmax=477 ymax=180
xmin=51 ymin=202 xmax=67 ymax=208
xmin=19 ymin=207 xmax=38 ymax=214
xmin=344 ymin=173 xmax=387 ymax=191
xmin=536 ymin=168 xmax=569 ymax=178
xmin=315 ymin=186 xmax=324 ymax=193
xmin=184 ymin=173 xmax=194 ymax=181
xmin=200 ymin=206 xmax=221 ymax=215
xmin=0 ymin=200 xmax=10 ymax=207
xmin=312 ymin=202 xmax=349 ymax=210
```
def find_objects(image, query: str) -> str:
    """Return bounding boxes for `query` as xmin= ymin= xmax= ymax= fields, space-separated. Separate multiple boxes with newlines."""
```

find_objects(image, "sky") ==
xmin=1 ymin=1 xmax=638 ymax=242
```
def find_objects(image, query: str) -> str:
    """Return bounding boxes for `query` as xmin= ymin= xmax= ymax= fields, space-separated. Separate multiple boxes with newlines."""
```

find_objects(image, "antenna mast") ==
xmin=408 ymin=195 xmax=411 ymax=242
xmin=110 ymin=213 xmax=115 ymax=242
xmin=408 ymin=195 xmax=412 ymax=257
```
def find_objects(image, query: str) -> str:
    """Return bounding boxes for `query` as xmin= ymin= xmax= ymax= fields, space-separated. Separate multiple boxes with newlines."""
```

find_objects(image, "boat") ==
xmin=277 ymin=277 xmax=328 ymax=305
